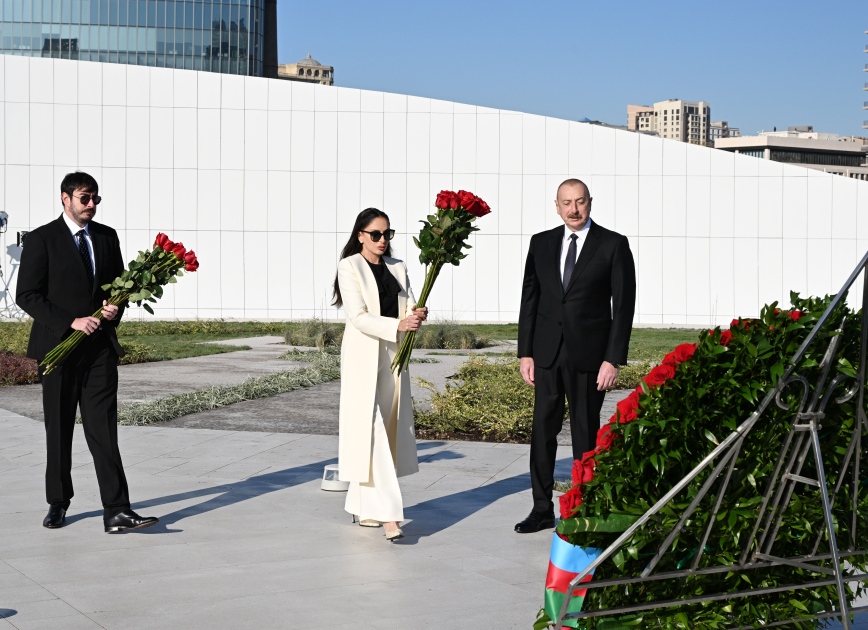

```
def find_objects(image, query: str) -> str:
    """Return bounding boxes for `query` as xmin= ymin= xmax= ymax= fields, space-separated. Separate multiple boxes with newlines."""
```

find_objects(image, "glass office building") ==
xmin=0 ymin=0 xmax=265 ymax=75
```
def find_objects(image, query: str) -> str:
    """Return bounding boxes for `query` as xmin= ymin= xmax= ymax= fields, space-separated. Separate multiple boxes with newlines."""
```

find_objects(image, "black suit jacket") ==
xmin=16 ymin=215 xmax=126 ymax=362
xmin=517 ymin=221 xmax=636 ymax=372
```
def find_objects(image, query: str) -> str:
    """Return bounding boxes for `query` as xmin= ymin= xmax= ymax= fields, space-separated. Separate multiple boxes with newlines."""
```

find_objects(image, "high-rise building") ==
xmin=0 ymin=0 xmax=278 ymax=76
xmin=626 ymin=99 xmax=711 ymax=145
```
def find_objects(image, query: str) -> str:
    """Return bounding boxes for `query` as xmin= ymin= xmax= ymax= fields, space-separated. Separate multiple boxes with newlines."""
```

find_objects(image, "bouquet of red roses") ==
xmin=40 ymin=232 xmax=199 ymax=374
xmin=390 ymin=189 xmax=491 ymax=373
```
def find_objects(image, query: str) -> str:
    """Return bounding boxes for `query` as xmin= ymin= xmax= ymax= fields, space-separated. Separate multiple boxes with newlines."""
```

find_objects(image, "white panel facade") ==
xmin=2 ymin=56 xmax=868 ymax=326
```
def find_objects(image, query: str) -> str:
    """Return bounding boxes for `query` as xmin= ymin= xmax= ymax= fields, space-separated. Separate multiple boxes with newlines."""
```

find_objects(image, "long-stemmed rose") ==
xmin=40 ymin=232 xmax=200 ymax=374
xmin=390 ymin=189 xmax=491 ymax=373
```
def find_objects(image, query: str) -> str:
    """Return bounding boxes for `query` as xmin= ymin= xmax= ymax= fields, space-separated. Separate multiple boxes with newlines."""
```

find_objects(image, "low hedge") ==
xmin=415 ymin=356 xmax=555 ymax=442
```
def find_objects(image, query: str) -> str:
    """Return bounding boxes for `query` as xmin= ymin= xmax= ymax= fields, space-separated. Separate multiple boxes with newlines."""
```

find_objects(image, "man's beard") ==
xmin=71 ymin=207 xmax=94 ymax=224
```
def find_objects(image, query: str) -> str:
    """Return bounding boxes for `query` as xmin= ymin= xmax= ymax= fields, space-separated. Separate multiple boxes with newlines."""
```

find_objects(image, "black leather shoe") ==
xmin=104 ymin=509 xmax=159 ymax=533
xmin=514 ymin=509 xmax=556 ymax=534
xmin=43 ymin=506 xmax=66 ymax=529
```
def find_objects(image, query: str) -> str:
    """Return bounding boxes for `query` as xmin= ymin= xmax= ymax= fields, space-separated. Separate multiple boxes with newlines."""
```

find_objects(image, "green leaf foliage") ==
xmin=562 ymin=294 xmax=868 ymax=629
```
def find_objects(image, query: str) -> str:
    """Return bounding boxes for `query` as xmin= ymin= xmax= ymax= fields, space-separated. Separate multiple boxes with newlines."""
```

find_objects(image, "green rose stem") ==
xmin=390 ymin=256 xmax=443 ymax=374
xmin=40 ymin=249 xmax=185 ymax=375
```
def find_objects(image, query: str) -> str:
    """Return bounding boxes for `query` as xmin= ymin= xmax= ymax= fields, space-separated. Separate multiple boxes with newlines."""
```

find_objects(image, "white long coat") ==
xmin=337 ymin=253 xmax=420 ymax=483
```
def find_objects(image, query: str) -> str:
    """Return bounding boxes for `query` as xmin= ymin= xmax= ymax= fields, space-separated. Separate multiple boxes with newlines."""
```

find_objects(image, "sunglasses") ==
xmin=73 ymin=193 xmax=101 ymax=206
xmin=361 ymin=229 xmax=395 ymax=242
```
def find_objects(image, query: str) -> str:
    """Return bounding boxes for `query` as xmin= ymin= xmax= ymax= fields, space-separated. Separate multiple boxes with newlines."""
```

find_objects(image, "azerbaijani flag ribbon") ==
xmin=544 ymin=532 xmax=600 ymax=628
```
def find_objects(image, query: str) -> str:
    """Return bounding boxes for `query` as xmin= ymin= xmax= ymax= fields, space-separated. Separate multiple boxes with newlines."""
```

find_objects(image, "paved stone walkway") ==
xmin=0 ymin=407 xmax=571 ymax=630
xmin=0 ymin=337 xmax=631 ymax=443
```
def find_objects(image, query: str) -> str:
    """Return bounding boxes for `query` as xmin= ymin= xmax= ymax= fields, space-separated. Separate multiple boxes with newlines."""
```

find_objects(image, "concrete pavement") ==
xmin=0 ymin=406 xmax=570 ymax=630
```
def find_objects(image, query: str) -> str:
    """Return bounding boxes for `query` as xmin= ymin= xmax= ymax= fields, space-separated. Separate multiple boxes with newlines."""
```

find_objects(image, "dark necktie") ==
xmin=76 ymin=229 xmax=94 ymax=291
xmin=562 ymin=233 xmax=578 ymax=292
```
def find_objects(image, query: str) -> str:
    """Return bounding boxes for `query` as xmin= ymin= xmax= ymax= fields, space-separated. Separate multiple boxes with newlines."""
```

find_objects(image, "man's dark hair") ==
xmin=60 ymin=171 xmax=99 ymax=198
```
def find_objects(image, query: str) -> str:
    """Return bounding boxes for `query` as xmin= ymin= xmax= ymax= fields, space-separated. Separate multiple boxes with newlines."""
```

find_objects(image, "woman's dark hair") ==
xmin=332 ymin=208 xmax=392 ymax=308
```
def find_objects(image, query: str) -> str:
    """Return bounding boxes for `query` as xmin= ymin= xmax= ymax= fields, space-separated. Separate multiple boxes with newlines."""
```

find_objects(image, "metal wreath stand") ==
xmin=556 ymin=252 xmax=868 ymax=630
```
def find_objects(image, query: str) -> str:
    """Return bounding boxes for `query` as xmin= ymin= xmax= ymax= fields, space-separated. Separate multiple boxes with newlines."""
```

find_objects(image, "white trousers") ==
xmin=344 ymin=343 xmax=404 ymax=523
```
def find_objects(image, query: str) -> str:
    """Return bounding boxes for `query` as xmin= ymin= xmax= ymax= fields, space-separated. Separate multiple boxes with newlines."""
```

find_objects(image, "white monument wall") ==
xmin=1 ymin=55 xmax=867 ymax=326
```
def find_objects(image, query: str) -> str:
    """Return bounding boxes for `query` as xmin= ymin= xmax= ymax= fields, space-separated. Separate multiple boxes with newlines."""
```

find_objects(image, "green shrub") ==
xmin=0 ymin=320 xmax=32 ymax=356
xmin=284 ymin=319 xmax=344 ymax=348
xmin=118 ymin=340 xmax=150 ymax=365
xmin=414 ymin=356 xmax=565 ymax=442
xmin=413 ymin=319 xmax=490 ymax=350
xmin=615 ymin=360 xmax=654 ymax=389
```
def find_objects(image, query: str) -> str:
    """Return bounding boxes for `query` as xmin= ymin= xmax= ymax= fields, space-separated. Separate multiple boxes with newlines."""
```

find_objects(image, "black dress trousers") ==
xmin=40 ymin=336 xmax=130 ymax=518
xmin=529 ymin=341 xmax=606 ymax=514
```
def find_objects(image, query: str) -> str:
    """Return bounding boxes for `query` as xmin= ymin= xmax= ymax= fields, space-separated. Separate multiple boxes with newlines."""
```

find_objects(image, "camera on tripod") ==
xmin=0 ymin=210 xmax=7 ymax=234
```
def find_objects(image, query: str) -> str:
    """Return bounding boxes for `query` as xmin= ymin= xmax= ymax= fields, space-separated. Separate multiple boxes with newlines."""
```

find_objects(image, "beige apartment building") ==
xmin=627 ymin=99 xmax=712 ymax=145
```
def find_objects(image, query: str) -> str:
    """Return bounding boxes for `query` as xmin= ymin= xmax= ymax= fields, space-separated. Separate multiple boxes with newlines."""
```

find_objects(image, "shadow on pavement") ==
xmin=395 ymin=456 xmax=573 ymax=544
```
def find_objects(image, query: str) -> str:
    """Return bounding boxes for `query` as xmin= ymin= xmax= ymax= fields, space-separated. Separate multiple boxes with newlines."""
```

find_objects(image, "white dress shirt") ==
xmin=559 ymin=218 xmax=592 ymax=283
xmin=62 ymin=212 xmax=96 ymax=275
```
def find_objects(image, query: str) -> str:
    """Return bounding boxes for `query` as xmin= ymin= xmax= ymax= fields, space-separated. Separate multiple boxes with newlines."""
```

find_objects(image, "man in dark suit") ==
xmin=16 ymin=171 xmax=159 ymax=533
xmin=515 ymin=179 xmax=636 ymax=533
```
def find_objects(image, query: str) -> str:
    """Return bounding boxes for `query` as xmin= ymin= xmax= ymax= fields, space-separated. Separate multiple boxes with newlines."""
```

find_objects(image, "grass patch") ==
xmin=118 ymin=334 xmax=250 ymax=362
xmin=116 ymin=319 xmax=286 ymax=336
xmin=628 ymin=328 xmax=704 ymax=362
xmin=414 ymin=356 xmax=566 ymax=443
xmin=117 ymin=349 xmax=341 ymax=426
xmin=460 ymin=323 xmax=519 ymax=341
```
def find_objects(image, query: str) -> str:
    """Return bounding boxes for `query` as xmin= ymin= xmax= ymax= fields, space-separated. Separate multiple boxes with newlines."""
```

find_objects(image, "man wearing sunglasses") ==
xmin=16 ymin=171 xmax=159 ymax=534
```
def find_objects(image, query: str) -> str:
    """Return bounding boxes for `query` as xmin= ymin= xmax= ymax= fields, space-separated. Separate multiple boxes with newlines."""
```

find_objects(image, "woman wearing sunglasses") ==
xmin=332 ymin=208 xmax=428 ymax=542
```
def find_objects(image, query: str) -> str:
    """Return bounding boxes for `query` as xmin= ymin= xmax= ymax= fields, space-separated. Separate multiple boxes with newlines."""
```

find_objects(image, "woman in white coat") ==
xmin=332 ymin=208 xmax=427 ymax=542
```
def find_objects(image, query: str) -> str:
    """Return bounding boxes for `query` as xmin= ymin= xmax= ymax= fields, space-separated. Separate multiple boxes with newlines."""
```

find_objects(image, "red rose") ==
xmin=580 ymin=453 xmax=596 ymax=484
xmin=730 ymin=318 xmax=739 ymax=328
xmin=435 ymin=190 xmax=456 ymax=209
xmin=788 ymin=310 xmax=802 ymax=321
xmin=662 ymin=351 xmax=677 ymax=366
xmin=672 ymin=343 xmax=696 ymax=364
xmin=571 ymin=459 xmax=582 ymax=486
xmin=644 ymin=364 xmax=676 ymax=388
xmin=463 ymin=196 xmax=480 ymax=215
xmin=162 ymin=238 xmax=175 ymax=252
xmin=185 ymin=259 xmax=199 ymax=272
xmin=596 ymin=424 xmax=614 ymax=451
xmin=720 ymin=330 xmax=732 ymax=346
xmin=172 ymin=242 xmax=186 ymax=259
xmin=467 ymin=195 xmax=492 ymax=218
xmin=559 ymin=485 xmax=583 ymax=519
xmin=184 ymin=250 xmax=197 ymax=264
xmin=154 ymin=233 xmax=169 ymax=248
xmin=456 ymin=190 xmax=475 ymax=207
xmin=616 ymin=390 xmax=641 ymax=423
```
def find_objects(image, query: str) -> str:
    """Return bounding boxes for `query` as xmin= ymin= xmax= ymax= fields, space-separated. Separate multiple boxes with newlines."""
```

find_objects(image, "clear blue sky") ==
xmin=276 ymin=0 xmax=867 ymax=138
